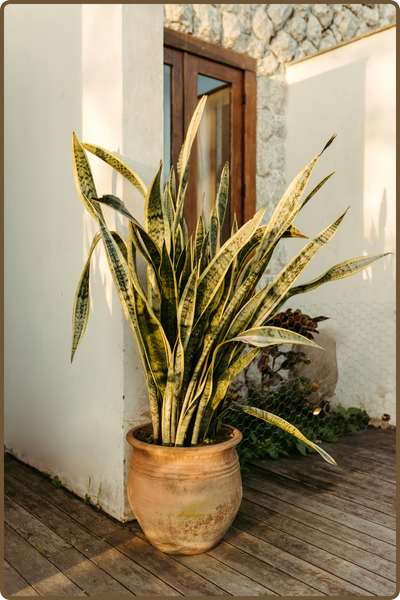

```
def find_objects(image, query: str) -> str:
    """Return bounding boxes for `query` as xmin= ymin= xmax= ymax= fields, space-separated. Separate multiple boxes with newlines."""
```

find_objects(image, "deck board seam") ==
xmin=245 ymin=473 xmax=396 ymax=523
xmin=4 ymin=470 xmax=228 ymax=597
xmin=4 ymin=557 xmax=44 ymax=597
xmin=4 ymin=482 xmax=177 ymax=596
xmin=4 ymin=523 xmax=88 ymax=597
xmin=251 ymin=464 xmax=396 ymax=510
xmin=125 ymin=523 xmax=271 ymax=596
xmin=237 ymin=503 xmax=396 ymax=581
xmin=4 ymin=491 xmax=136 ymax=596
xmin=242 ymin=479 xmax=396 ymax=541
xmin=106 ymin=530 xmax=228 ymax=596
xmin=234 ymin=511 xmax=396 ymax=586
xmin=241 ymin=485 xmax=396 ymax=561
xmin=244 ymin=470 xmax=396 ymax=531
xmin=220 ymin=538 xmax=327 ymax=596
xmin=198 ymin=550 xmax=278 ymax=595
xmin=221 ymin=535 xmax=369 ymax=596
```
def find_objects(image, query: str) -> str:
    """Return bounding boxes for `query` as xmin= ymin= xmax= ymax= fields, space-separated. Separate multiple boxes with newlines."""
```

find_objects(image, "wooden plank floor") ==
xmin=4 ymin=428 xmax=396 ymax=596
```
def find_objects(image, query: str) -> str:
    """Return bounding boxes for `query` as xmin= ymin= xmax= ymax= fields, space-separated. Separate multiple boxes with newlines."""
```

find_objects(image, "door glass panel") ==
xmin=198 ymin=74 xmax=228 ymax=96
xmin=197 ymin=75 xmax=231 ymax=241
xmin=163 ymin=64 xmax=172 ymax=189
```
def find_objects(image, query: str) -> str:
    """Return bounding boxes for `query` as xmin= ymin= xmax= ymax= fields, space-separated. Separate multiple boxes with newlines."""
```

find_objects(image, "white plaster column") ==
xmin=5 ymin=4 xmax=163 ymax=521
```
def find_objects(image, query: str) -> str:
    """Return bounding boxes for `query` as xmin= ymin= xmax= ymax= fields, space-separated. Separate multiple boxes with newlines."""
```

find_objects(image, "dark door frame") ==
xmin=164 ymin=28 xmax=257 ymax=232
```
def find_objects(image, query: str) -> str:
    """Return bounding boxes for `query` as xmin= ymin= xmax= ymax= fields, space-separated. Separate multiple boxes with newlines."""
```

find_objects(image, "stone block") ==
xmin=311 ymin=3 xmax=334 ymax=28
xmin=330 ymin=23 xmax=343 ymax=43
xmin=238 ymin=4 xmax=253 ymax=35
xmin=307 ymin=13 xmax=323 ymax=48
xmin=274 ymin=115 xmax=286 ymax=138
xmin=245 ymin=34 xmax=265 ymax=59
xmin=219 ymin=4 xmax=240 ymax=15
xmin=379 ymin=4 xmax=397 ymax=23
xmin=296 ymin=4 xmax=311 ymax=19
xmin=270 ymin=64 xmax=287 ymax=81
xmin=165 ymin=4 xmax=194 ymax=34
xmin=294 ymin=45 xmax=306 ymax=61
xmin=272 ymin=140 xmax=285 ymax=170
xmin=257 ymin=76 xmax=286 ymax=113
xmin=257 ymin=53 xmax=279 ymax=76
xmin=333 ymin=8 xmax=359 ymax=40
xmin=252 ymin=6 xmax=274 ymax=44
xmin=256 ymin=171 xmax=286 ymax=206
xmin=221 ymin=11 xmax=243 ymax=50
xmin=268 ymin=79 xmax=287 ymax=114
xmin=300 ymin=38 xmax=318 ymax=56
xmin=257 ymin=140 xmax=273 ymax=175
xmin=270 ymin=30 xmax=297 ymax=63
xmin=285 ymin=11 xmax=307 ymax=42
xmin=256 ymin=76 xmax=270 ymax=109
xmin=355 ymin=22 xmax=371 ymax=37
xmin=362 ymin=5 xmax=380 ymax=27
xmin=348 ymin=4 xmax=363 ymax=17
xmin=266 ymin=3 xmax=293 ymax=28
xmin=193 ymin=4 xmax=222 ymax=43
xmin=257 ymin=108 xmax=275 ymax=141
xmin=319 ymin=29 xmax=336 ymax=51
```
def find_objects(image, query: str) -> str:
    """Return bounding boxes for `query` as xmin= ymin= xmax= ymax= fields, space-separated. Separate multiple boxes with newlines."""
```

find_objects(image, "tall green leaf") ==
xmin=71 ymin=232 xmax=101 ymax=362
xmin=209 ymin=207 xmax=219 ymax=259
xmin=159 ymin=242 xmax=178 ymax=348
xmin=145 ymin=161 xmax=164 ymax=248
xmin=195 ymin=207 xmax=266 ymax=322
xmin=95 ymin=216 xmax=161 ymax=439
xmin=92 ymin=194 xmax=144 ymax=232
xmin=83 ymin=142 xmax=147 ymax=198
xmin=134 ymin=287 xmax=170 ymax=398
xmin=177 ymin=267 xmax=197 ymax=350
xmin=194 ymin=215 xmax=205 ymax=267
xmin=71 ymin=133 xmax=102 ymax=221
xmin=253 ymin=209 xmax=349 ymax=327
xmin=256 ymin=136 xmax=336 ymax=260
xmin=241 ymin=405 xmax=337 ymax=465
xmin=177 ymin=95 xmax=207 ymax=183
xmin=288 ymin=253 xmax=390 ymax=296
xmin=230 ymin=326 xmax=324 ymax=350
xmin=71 ymin=230 xmax=130 ymax=363
xmin=216 ymin=162 xmax=229 ymax=228
xmin=168 ymin=166 xmax=177 ymax=209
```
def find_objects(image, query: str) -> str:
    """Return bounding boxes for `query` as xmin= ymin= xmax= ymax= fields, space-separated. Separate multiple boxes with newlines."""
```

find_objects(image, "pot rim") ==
xmin=126 ymin=423 xmax=242 ymax=454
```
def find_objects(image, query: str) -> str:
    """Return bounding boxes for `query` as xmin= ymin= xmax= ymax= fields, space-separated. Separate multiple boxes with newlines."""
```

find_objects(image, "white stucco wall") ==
xmin=5 ymin=4 xmax=163 ymax=520
xmin=284 ymin=27 xmax=396 ymax=422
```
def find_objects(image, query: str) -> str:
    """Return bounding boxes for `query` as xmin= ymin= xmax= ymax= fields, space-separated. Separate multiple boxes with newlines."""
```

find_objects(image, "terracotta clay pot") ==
xmin=126 ymin=423 xmax=243 ymax=555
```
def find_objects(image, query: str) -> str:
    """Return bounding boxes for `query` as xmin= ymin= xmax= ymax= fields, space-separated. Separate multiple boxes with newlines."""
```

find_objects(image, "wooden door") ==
xmin=164 ymin=30 xmax=256 ymax=236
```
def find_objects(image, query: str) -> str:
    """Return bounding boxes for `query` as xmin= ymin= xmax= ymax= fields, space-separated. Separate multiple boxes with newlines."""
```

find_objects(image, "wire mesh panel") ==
xmin=225 ymin=301 xmax=395 ymax=466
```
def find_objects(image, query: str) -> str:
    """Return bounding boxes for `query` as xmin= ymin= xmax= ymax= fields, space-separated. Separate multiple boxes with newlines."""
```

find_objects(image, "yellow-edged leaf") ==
xmin=241 ymin=406 xmax=337 ymax=465
xmin=71 ymin=232 xmax=101 ymax=362
xmin=145 ymin=161 xmax=164 ymax=248
xmin=230 ymin=325 xmax=324 ymax=350
xmin=83 ymin=142 xmax=147 ymax=198
xmin=71 ymin=133 xmax=102 ymax=220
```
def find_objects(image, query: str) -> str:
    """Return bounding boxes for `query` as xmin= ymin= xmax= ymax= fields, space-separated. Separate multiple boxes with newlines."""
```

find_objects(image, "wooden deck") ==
xmin=4 ymin=428 xmax=396 ymax=596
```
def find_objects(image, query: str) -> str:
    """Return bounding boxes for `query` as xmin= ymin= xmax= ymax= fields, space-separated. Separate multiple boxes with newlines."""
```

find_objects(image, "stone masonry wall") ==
xmin=164 ymin=3 xmax=396 ymax=277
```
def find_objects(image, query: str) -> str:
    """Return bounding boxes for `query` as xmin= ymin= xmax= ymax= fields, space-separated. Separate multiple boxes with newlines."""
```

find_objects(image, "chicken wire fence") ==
xmin=224 ymin=301 xmax=395 ymax=464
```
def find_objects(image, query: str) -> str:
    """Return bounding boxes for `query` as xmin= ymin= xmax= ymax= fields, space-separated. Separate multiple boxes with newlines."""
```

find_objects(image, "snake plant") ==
xmin=71 ymin=96 xmax=388 ymax=465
